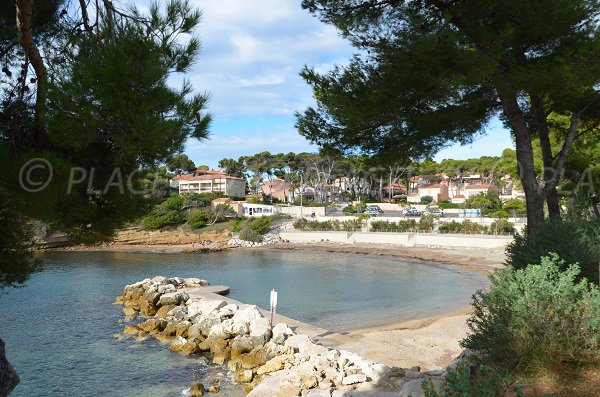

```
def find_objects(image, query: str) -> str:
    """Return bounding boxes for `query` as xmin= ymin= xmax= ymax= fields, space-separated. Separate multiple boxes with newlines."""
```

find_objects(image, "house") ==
xmin=417 ymin=183 xmax=449 ymax=203
xmin=464 ymin=184 xmax=495 ymax=199
xmin=383 ymin=183 xmax=407 ymax=196
xmin=260 ymin=178 xmax=294 ymax=202
xmin=175 ymin=171 xmax=246 ymax=197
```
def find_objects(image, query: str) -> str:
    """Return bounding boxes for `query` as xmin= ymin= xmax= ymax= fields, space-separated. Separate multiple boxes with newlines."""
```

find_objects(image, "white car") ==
xmin=404 ymin=208 xmax=421 ymax=216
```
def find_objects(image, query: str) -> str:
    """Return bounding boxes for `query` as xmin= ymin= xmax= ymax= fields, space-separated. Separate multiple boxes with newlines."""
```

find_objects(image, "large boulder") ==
xmin=232 ymin=305 xmax=263 ymax=326
xmin=155 ymin=304 xmax=177 ymax=318
xmin=158 ymin=291 xmax=189 ymax=306
xmin=188 ymin=300 xmax=227 ymax=318
xmin=272 ymin=323 xmax=294 ymax=345
xmin=285 ymin=335 xmax=328 ymax=356
xmin=188 ymin=383 xmax=205 ymax=397
xmin=0 ymin=339 xmax=19 ymax=396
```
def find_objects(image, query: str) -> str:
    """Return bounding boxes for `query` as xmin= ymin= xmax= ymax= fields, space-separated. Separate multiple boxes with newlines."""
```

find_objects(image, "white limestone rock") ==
xmin=341 ymin=374 xmax=367 ymax=385
xmin=272 ymin=323 xmax=294 ymax=345
xmin=188 ymin=299 xmax=227 ymax=318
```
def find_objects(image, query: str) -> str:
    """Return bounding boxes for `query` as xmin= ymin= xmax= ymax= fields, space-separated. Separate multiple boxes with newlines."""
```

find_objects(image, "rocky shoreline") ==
xmin=116 ymin=276 xmax=457 ymax=397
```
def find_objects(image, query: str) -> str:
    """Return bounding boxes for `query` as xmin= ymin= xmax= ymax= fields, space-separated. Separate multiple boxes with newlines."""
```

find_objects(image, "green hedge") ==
xmin=293 ymin=218 xmax=363 ymax=231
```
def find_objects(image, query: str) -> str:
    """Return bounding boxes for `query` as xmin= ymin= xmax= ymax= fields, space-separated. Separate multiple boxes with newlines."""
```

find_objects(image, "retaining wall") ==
xmin=279 ymin=231 xmax=513 ymax=248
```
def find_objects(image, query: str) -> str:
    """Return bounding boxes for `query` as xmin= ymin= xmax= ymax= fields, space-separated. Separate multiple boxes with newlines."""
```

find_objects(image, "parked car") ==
xmin=365 ymin=205 xmax=384 ymax=215
xmin=364 ymin=206 xmax=383 ymax=216
xmin=423 ymin=207 xmax=444 ymax=217
xmin=404 ymin=208 xmax=421 ymax=216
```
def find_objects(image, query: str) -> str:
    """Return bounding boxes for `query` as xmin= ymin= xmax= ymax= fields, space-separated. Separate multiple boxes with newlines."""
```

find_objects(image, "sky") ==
xmin=137 ymin=0 xmax=515 ymax=168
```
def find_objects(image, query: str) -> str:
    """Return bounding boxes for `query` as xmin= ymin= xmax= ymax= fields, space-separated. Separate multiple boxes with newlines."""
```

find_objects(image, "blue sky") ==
xmin=138 ymin=0 xmax=515 ymax=168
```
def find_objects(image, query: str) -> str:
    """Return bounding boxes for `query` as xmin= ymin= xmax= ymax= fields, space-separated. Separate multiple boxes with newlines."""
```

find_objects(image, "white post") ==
xmin=269 ymin=289 xmax=278 ymax=333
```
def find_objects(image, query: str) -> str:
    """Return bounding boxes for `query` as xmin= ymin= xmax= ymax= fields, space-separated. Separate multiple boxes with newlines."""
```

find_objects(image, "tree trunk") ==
xmin=532 ymin=98 xmax=562 ymax=221
xmin=497 ymin=89 xmax=545 ymax=230
xmin=16 ymin=0 xmax=48 ymax=146
xmin=0 ymin=338 xmax=19 ymax=396
xmin=546 ymin=187 xmax=561 ymax=220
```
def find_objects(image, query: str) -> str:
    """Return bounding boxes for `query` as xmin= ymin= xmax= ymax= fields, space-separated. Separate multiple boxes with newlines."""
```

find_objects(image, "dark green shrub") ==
xmin=342 ymin=204 xmax=357 ymax=213
xmin=420 ymin=195 xmax=434 ymax=204
xmin=438 ymin=220 xmax=488 ymax=234
xmin=159 ymin=195 xmax=185 ymax=211
xmin=371 ymin=219 xmax=417 ymax=232
xmin=418 ymin=214 xmax=435 ymax=232
xmin=506 ymin=220 xmax=600 ymax=282
xmin=488 ymin=219 xmax=514 ymax=235
xmin=239 ymin=227 xmax=263 ymax=242
xmin=249 ymin=216 xmax=271 ymax=234
xmin=422 ymin=363 xmax=504 ymax=397
xmin=142 ymin=210 xmax=186 ymax=230
xmin=187 ymin=211 xmax=209 ymax=229
xmin=462 ymin=254 xmax=600 ymax=374
xmin=232 ymin=218 xmax=245 ymax=232
xmin=293 ymin=218 xmax=362 ymax=231
xmin=485 ymin=209 xmax=509 ymax=218
xmin=437 ymin=200 xmax=461 ymax=209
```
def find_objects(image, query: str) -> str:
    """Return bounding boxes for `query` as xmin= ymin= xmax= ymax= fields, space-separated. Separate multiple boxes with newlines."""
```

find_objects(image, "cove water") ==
xmin=0 ymin=250 xmax=488 ymax=396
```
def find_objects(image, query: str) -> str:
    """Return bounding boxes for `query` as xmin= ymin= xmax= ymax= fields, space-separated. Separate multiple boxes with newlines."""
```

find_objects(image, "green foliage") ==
xmin=232 ymin=218 xmax=245 ymax=233
xmin=0 ymin=0 xmax=212 ymax=287
xmin=249 ymin=216 xmax=271 ymax=234
xmin=356 ymin=213 xmax=371 ymax=222
xmin=293 ymin=218 xmax=363 ymax=232
xmin=187 ymin=211 xmax=209 ymax=229
xmin=342 ymin=204 xmax=358 ymax=213
xmin=182 ymin=192 xmax=226 ymax=208
xmin=438 ymin=220 xmax=488 ymax=234
xmin=420 ymin=195 xmax=434 ymax=205
xmin=506 ymin=220 xmax=600 ymax=282
xmin=142 ymin=194 xmax=187 ymax=230
xmin=217 ymin=158 xmax=246 ymax=179
xmin=462 ymin=254 xmax=600 ymax=374
xmin=235 ymin=216 xmax=272 ymax=242
xmin=370 ymin=219 xmax=417 ymax=232
xmin=485 ymin=209 xmax=509 ymax=219
xmin=465 ymin=192 xmax=502 ymax=214
xmin=488 ymin=219 xmax=515 ymax=235
xmin=160 ymin=195 xmax=185 ymax=211
xmin=418 ymin=214 xmax=435 ymax=232
xmin=421 ymin=363 xmax=504 ymax=397
xmin=238 ymin=227 xmax=263 ymax=243
xmin=142 ymin=210 xmax=186 ymax=230
xmin=502 ymin=199 xmax=526 ymax=216
xmin=437 ymin=200 xmax=461 ymax=209
xmin=166 ymin=154 xmax=196 ymax=173
xmin=0 ymin=197 xmax=42 ymax=289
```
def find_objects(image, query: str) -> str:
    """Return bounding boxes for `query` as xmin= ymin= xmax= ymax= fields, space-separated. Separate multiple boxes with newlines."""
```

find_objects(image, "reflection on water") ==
xmin=0 ymin=250 xmax=487 ymax=397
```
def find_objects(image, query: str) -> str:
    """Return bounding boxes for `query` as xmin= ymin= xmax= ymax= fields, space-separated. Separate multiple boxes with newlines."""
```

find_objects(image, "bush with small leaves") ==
xmin=462 ymin=254 xmax=600 ymax=374
xmin=239 ymin=227 xmax=263 ymax=243
xmin=187 ymin=211 xmax=209 ymax=229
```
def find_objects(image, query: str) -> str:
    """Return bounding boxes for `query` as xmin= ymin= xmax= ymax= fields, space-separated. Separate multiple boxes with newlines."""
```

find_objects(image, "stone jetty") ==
xmin=116 ymin=276 xmax=447 ymax=396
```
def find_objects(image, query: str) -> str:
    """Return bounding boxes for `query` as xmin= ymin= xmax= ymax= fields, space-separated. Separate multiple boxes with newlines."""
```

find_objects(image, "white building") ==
xmin=175 ymin=171 xmax=246 ymax=197
xmin=242 ymin=203 xmax=281 ymax=217
xmin=464 ymin=184 xmax=495 ymax=199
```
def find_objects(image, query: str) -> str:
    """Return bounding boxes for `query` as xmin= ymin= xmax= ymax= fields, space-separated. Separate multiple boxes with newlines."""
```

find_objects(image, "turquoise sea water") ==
xmin=0 ymin=250 xmax=488 ymax=397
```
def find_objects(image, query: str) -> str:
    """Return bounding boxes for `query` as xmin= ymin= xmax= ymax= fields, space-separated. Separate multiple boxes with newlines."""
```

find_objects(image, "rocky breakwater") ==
xmin=227 ymin=232 xmax=282 ymax=248
xmin=116 ymin=276 xmax=445 ymax=397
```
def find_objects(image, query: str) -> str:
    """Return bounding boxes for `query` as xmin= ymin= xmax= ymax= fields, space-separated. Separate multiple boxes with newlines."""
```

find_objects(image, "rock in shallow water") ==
xmin=188 ymin=383 xmax=205 ymax=396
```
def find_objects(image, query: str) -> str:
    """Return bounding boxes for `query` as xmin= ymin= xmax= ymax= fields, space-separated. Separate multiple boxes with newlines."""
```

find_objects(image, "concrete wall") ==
xmin=279 ymin=230 xmax=513 ymax=249
xmin=279 ymin=231 xmax=351 ymax=243
xmin=277 ymin=205 xmax=327 ymax=218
